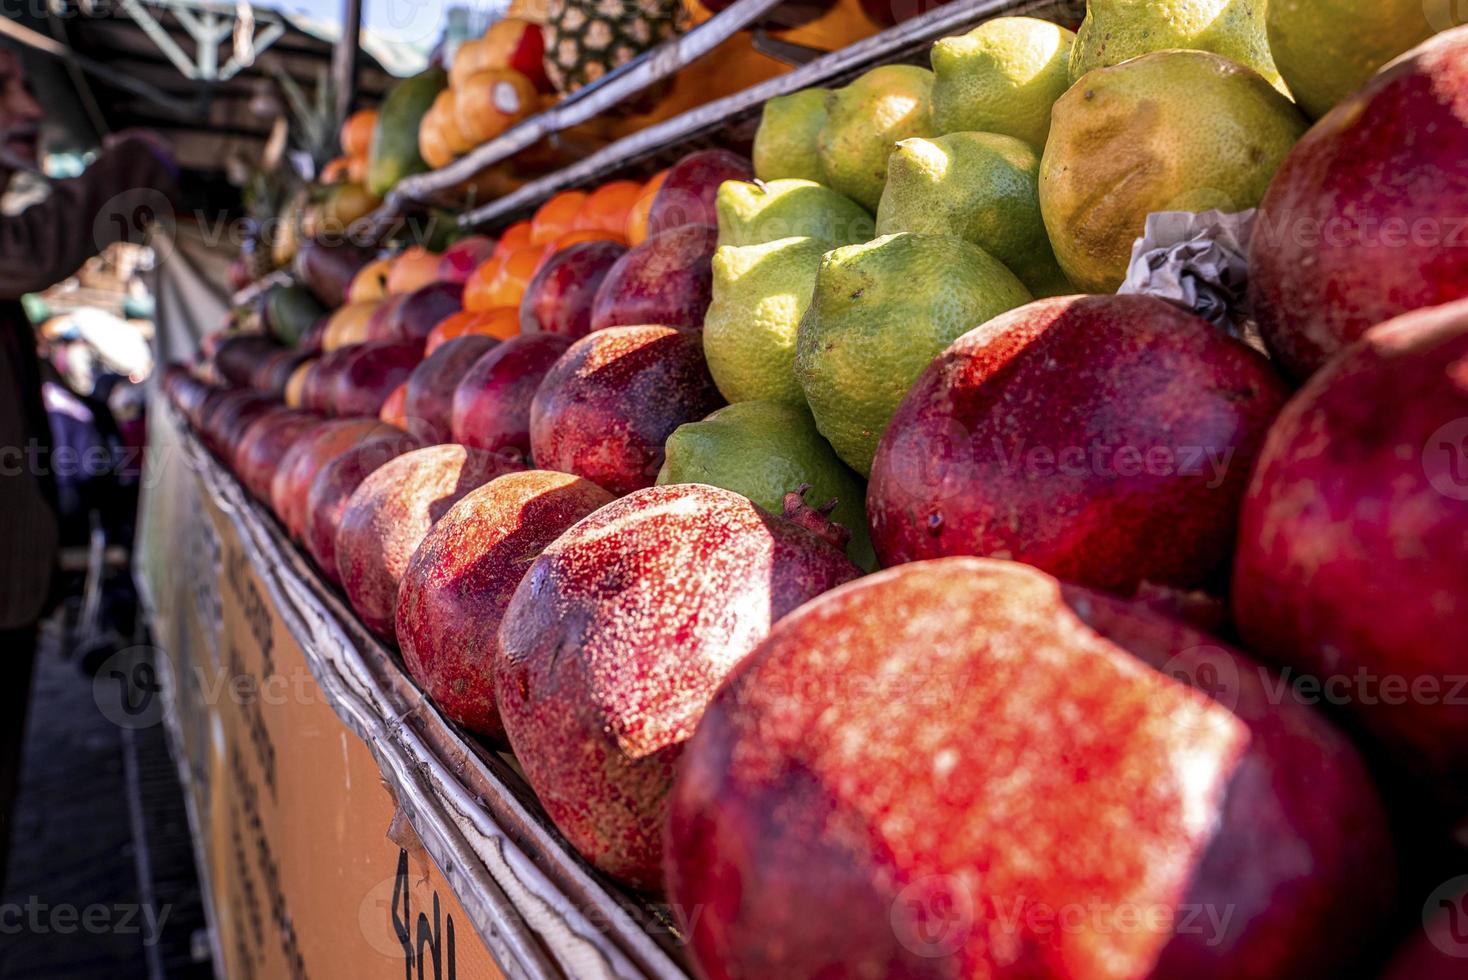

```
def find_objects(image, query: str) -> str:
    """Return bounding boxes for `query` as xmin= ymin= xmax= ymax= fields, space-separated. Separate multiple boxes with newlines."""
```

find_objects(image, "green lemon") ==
xmin=795 ymin=233 xmax=1032 ymax=475
xmin=753 ymin=89 xmax=830 ymax=183
xmin=929 ymin=16 xmax=1076 ymax=148
xmin=1070 ymin=0 xmax=1286 ymax=91
xmin=1041 ymin=50 xmax=1307 ymax=293
xmin=877 ymin=133 xmax=1071 ymax=297
xmin=703 ymin=236 xmax=828 ymax=407
xmin=1269 ymin=0 xmax=1464 ymax=119
xmin=658 ymin=400 xmax=875 ymax=569
xmin=716 ymin=179 xmax=874 ymax=249
xmin=818 ymin=65 xmax=936 ymax=212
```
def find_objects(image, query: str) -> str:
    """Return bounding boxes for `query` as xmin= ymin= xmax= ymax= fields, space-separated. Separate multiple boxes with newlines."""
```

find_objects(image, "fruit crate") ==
xmin=456 ymin=0 xmax=1086 ymax=230
xmin=163 ymin=395 xmax=691 ymax=980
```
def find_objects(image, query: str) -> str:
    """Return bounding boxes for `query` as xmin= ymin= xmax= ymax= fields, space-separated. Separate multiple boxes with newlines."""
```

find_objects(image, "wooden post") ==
xmin=332 ymin=0 xmax=362 ymax=125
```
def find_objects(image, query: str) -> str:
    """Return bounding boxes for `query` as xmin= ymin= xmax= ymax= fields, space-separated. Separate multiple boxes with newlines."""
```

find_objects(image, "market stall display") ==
xmin=144 ymin=0 xmax=1468 ymax=977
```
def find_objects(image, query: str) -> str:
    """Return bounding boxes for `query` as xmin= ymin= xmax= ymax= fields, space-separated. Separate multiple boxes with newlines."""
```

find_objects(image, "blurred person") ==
xmin=0 ymin=44 xmax=176 ymax=890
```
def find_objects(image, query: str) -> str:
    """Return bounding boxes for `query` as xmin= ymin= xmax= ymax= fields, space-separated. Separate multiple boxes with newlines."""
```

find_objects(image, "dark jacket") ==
xmin=0 ymin=139 xmax=174 ymax=629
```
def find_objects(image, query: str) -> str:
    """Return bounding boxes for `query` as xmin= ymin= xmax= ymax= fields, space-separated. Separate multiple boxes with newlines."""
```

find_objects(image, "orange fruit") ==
xmin=348 ymin=257 xmax=394 ymax=302
xmin=379 ymin=381 xmax=410 ymax=429
xmin=347 ymin=154 xmax=369 ymax=185
xmin=432 ymin=90 xmax=477 ymax=156
xmin=574 ymin=180 xmax=643 ymax=234
xmin=463 ymin=246 xmax=540 ymax=310
xmin=455 ymin=69 xmax=538 ymax=146
xmin=340 ymin=109 xmax=378 ymax=157
xmin=418 ymin=109 xmax=456 ymax=169
xmin=387 ymin=245 xmax=445 ymax=294
xmin=448 ymin=36 xmax=495 ymax=90
xmin=530 ymin=190 xmax=589 ymax=245
xmin=425 ymin=308 xmax=520 ymax=354
xmin=284 ymin=359 xmax=317 ymax=409
xmin=492 ymin=220 xmax=533 ymax=259
xmin=625 ymin=170 xmax=669 ymax=246
xmin=320 ymin=156 xmax=352 ymax=184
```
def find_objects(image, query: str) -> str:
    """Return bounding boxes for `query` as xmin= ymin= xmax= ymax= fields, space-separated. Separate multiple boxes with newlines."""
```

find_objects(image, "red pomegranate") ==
xmin=667 ymin=557 xmax=1394 ymax=980
xmin=495 ymin=484 xmax=860 ymax=890
xmin=396 ymin=470 xmax=614 ymax=738
xmin=233 ymin=408 xmax=320 ymax=503
xmin=868 ymin=294 xmax=1288 ymax=595
xmin=1233 ymin=297 xmax=1468 ymax=803
xmin=302 ymin=431 xmax=423 ymax=585
xmin=451 ymin=333 xmax=571 ymax=461
xmin=401 ymin=334 xmax=498 ymax=443
xmin=529 ymin=324 xmax=723 ymax=495
xmin=271 ymin=417 xmax=397 ymax=540
xmin=334 ymin=444 xmax=525 ymax=639
xmin=1249 ymin=27 xmax=1468 ymax=379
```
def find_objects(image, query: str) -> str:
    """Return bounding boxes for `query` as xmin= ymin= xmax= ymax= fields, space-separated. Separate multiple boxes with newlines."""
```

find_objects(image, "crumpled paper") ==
xmin=1120 ymin=209 xmax=1257 ymax=334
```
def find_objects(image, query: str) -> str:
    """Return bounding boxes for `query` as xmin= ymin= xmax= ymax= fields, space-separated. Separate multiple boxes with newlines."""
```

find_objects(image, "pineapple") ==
xmin=542 ymin=0 xmax=687 ymax=98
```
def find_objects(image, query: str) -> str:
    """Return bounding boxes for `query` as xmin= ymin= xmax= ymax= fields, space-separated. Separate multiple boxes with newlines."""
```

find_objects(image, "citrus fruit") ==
xmin=1070 ymin=0 xmax=1284 ymax=90
xmin=492 ymin=219 xmax=533 ymax=259
xmin=752 ymin=89 xmax=829 ymax=183
xmin=929 ymin=16 xmax=1076 ymax=148
xmin=1041 ymin=50 xmax=1307 ymax=294
xmin=530 ymin=190 xmax=588 ymax=245
xmin=704 ymin=236 xmax=828 ymax=407
xmin=426 ymin=308 xmax=520 ymax=353
xmin=1268 ymin=0 xmax=1464 ymax=119
xmin=574 ymin=180 xmax=643 ymax=234
xmin=625 ymin=170 xmax=669 ymax=246
xmin=877 ymin=132 xmax=1070 ymax=297
xmin=659 ymin=400 xmax=876 ymax=569
xmin=795 ymin=233 xmax=1032 ymax=475
xmin=715 ymin=178 xmax=873 ymax=248
xmin=817 ymin=65 xmax=936 ymax=211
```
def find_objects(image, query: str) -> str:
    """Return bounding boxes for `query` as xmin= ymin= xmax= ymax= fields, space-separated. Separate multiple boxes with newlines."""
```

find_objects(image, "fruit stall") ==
xmin=139 ymin=0 xmax=1468 ymax=977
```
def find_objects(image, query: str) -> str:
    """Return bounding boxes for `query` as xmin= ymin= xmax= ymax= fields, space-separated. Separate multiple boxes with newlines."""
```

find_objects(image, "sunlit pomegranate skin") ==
xmin=334 ymin=444 xmax=524 ymax=639
xmin=520 ymin=239 xmax=627 ymax=338
xmin=402 ymin=334 xmax=498 ymax=443
xmin=396 ymin=470 xmax=614 ymax=738
xmin=451 ymin=333 xmax=572 ymax=461
xmin=271 ymin=417 xmax=397 ymax=540
xmin=302 ymin=430 xmax=423 ymax=585
xmin=588 ymin=224 xmax=718 ymax=333
xmin=868 ymin=294 xmax=1288 ymax=595
xmin=1233 ymin=297 xmax=1468 ymax=805
xmin=667 ymin=557 xmax=1394 ymax=980
xmin=496 ymin=484 xmax=860 ymax=891
xmin=529 ymin=324 xmax=723 ymax=495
